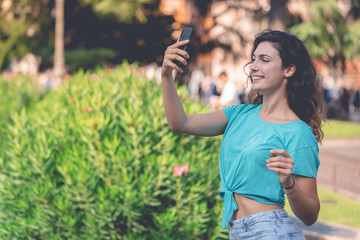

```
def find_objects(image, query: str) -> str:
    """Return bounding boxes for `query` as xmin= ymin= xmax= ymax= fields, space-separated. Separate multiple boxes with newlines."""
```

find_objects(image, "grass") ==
xmin=323 ymin=120 xmax=360 ymax=137
xmin=285 ymin=187 xmax=360 ymax=228
xmin=317 ymin=187 xmax=360 ymax=227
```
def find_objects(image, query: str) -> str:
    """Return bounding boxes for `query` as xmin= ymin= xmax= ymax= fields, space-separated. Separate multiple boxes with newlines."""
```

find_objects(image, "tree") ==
xmin=269 ymin=0 xmax=288 ymax=31
xmin=289 ymin=0 xmax=360 ymax=83
xmin=53 ymin=0 xmax=65 ymax=88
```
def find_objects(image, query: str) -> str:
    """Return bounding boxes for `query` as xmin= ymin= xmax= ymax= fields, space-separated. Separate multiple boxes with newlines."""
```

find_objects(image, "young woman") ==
xmin=161 ymin=29 xmax=323 ymax=239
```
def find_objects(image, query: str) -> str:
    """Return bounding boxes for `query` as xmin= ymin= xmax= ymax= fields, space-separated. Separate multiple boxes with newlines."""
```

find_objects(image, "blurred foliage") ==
xmin=0 ymin=0 xmax=52 ymax=70
xmin=289 ymin=0 xmax=360 ymax=72
xmin=0 ymin=17 xmax=28 ymax=70
xmin=0 ymin=0 xmax=173 ymax=72
xmin=79 ymin=0 xmax=155 ymax=23
xmin=3 ymin=0 xmax=358 ymax=75
xmin=60 ymin=0 xmax=172 ymax=69
xmin=0 ymin=63 xmax=229 ymax=239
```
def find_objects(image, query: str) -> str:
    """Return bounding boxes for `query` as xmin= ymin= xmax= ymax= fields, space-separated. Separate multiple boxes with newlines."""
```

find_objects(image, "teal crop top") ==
xmin=219 ymin=104 xmax=320 ymax=229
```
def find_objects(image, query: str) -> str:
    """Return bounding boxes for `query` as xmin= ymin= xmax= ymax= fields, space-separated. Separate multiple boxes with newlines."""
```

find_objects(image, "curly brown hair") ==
xmin=246 ymin=30 xmax=325 ymax=143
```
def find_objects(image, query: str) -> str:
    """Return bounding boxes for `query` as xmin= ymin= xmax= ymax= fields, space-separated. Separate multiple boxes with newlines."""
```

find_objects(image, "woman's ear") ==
xmin=284 ymin=64 xmax=296 ymax=78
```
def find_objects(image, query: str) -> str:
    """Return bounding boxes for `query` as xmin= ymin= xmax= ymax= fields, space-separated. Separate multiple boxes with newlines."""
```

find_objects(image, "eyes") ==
xmin=251 ymin=53 xmax=272 ymax=63
xmin=251 ymin=57 xmax=270 ymax=63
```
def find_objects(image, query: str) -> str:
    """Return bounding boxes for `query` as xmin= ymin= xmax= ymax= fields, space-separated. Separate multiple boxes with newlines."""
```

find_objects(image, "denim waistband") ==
xmin=228 ymin=209 xmax=289 ymax=228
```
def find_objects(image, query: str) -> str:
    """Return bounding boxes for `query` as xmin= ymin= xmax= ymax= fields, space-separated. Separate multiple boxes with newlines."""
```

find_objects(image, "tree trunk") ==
xmin=268 ymin=0 xmax=288 ymax=31
xmin=53 ymin=0 xmax=65 ymax=89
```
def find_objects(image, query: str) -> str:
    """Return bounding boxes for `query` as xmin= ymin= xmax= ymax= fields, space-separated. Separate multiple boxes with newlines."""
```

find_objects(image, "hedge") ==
xmin=0 ymin=62 xmax=228 ymax=239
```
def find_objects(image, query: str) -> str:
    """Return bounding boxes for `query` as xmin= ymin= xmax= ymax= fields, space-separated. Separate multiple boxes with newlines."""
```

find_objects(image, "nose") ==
xmin=250 ymin=60 xmax=258 ymax=73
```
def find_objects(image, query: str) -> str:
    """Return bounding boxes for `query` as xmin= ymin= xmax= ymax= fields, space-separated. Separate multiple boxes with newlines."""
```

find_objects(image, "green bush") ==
xmin=0 ymin=62 xmax=228 ymax=239
xmin=0 ymin=75 xmax=42 ymax=148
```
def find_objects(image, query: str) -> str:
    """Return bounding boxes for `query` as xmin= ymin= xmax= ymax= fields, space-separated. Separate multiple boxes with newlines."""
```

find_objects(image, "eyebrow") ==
xmin=252 ymin=53 xmax=272 ymax=59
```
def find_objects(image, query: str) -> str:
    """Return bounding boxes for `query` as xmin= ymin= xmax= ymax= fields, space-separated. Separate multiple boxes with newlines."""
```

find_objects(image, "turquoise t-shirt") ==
xmin=219 ymin=104 xmax=320 ymax=229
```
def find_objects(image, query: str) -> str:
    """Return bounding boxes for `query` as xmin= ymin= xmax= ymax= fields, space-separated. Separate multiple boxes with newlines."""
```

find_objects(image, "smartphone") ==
xmin=174 ymin=27 xmax=193 ymax=67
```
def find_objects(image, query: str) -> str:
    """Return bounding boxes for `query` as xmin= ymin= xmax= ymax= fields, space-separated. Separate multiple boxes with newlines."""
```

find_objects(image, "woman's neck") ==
xmin=260 ymin=91 xmax=300 ymax=122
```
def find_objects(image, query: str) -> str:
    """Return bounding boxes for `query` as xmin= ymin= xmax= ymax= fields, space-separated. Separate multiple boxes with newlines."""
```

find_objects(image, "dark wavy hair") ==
xmin=246 ymin=29 xmax=324 ymax=142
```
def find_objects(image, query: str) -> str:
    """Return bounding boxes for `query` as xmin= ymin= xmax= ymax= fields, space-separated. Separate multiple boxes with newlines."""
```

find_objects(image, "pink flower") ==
xmin=173 ymin=164 xmax=189 ymax=177
xmin=71 ymin=96 xmax=75 ymax=102
xmin=181 ymin=164 xmax=189 ymax=173
xmin=173 ymin=166 xmax=182 ymax=177
xmin=83 ymin=106 xmax=93 ymax=113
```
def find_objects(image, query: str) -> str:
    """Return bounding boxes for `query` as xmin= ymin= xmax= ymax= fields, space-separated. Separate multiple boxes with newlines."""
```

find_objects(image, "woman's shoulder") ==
xmin=283 ymin=121 xmax=318 ymax=149
xmin=223 ymin=103 xmax=259 ymax=114
xmin=222 ymin=103 xmax=259 ymax=120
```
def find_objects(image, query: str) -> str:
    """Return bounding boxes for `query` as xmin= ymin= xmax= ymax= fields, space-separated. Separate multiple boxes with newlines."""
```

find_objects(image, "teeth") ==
xmin=252 ymin=77 xmax=263 ymax=80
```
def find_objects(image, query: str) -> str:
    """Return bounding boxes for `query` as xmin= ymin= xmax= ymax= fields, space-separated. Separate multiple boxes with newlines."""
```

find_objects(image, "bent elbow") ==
xmin=168 ymin=123 xmax=183 ymax=133
xmin=303 ymin=213 xmax=319 ymax=226
xmin=304 ymin=218 xmax=317 ymax=226
xmin=167 ymin=118 xmax=188 ymax=133
xmin=303 ymin=202 xmax=320 ymax=226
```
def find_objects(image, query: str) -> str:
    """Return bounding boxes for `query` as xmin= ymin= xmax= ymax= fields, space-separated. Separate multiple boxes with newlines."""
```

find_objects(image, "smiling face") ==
xmin=250 ymin=41 xmax=289 ymax=95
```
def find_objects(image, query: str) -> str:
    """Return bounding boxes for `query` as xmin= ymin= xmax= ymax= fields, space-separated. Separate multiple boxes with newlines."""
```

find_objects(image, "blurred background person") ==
xmin=188 ymin=65 xmax=205 ymax=100
xmin=211 ymin=71 xmax=238 ymax=110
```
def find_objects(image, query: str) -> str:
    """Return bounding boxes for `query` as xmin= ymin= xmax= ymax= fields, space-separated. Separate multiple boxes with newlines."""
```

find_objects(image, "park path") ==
xmin=292 ymin=216 xmax=360 ymax=240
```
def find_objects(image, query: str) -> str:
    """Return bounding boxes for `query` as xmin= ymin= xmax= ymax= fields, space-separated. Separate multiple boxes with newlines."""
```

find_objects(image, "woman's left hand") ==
xmin=266 ymin=149 xmax=294 ymax=188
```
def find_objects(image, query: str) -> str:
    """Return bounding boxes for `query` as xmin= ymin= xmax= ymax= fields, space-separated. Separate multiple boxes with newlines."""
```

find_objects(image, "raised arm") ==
xmin=161 ymin=40 xmax=228 ymax=136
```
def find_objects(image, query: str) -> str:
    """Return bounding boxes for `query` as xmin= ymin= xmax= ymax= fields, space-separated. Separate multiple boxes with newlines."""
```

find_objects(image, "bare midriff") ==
xmin=232 ymin=192 xmax=283 ymax=220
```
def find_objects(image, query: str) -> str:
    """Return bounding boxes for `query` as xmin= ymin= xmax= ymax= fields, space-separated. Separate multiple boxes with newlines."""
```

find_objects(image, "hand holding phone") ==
xmin=173 ymin=27 xmax=193 ymax=67
xmin=161 ymin=28 xmax=193 ymax=75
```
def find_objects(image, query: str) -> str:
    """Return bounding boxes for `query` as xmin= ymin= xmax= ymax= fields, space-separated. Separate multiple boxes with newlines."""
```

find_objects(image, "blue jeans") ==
xmin=227 ymin=209 xmax=305 ymax=240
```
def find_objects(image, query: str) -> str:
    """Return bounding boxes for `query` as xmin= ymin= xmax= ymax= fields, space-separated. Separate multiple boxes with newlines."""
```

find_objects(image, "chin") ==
xmin=251 ymin=86 xmax=263 ymax=92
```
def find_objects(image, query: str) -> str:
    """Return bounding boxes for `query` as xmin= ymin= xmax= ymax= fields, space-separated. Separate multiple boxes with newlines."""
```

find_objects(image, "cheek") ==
xmin=265 ymin=64 xmax=284 ymax=78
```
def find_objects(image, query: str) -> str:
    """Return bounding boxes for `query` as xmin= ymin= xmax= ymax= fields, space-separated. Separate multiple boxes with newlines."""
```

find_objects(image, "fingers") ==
xmin=175 ymin=39 xmax=190 ymax=46
xmin=267 ymin=149 xmax=295 ymax=187
xmin=267 ymin=167 xmax=293 ymax=176
xmin=267 ymin=158 xmax=293 ymax=169
xmin=162 ymin=40 xmax=190 ymax=73
xmin=163 ymin=58 xmax=184 ymax=73
xmin=267 ymin=155 xmax=294 ymax=167
xmin=270 ymin=149 xmax=291 ymax=158
xmin=163 ymin=53 xmax=187 ymax=73
xmin=267 ymin=150 xmax=294 ymax=175
xmin=167 ymin=53 xmax=188 ymax=66
xmin=266 ymin=159 xmax=293 ymax=175
xmin=165 ymin=44 xmax=190 ymax=59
